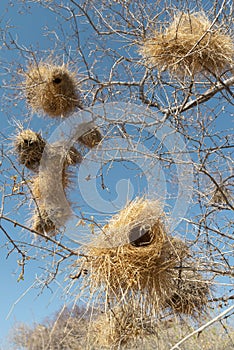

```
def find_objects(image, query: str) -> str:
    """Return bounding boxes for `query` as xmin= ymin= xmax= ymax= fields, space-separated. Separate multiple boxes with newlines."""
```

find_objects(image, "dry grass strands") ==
xmin=140 ymin=12 xmax=234 ymax=76
xmin=15 ymin=129 xmax=46 ymax=172
xmin=32 ymin=206 xmax=57 ymax=235
xmin=84 ymin=198 xmax=190 ymax=311
xmin=25 ymin=63 xmax=82 ymax=117
xmin=93 ymin=304 xmax=157 ymax=349
xmin=30 ymin=167 xmax=72 ymax=236
xmin=15 ymin=129 xmax=82 ymax=172
xmin=166 ymin=270 xmax=210 ymax=316
xmin=78 ymin=127 xmax=102 ymax=148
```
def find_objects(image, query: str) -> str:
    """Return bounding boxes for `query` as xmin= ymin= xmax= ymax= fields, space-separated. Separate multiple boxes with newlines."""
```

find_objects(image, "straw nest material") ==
xmin=15 ymin=129 xmax=82 ymax=172
xmin=166 ymin=270 xmax=210 ymax=315
xmin=84 ymin=198 xmax=189 ymax=311
xmin=78 ymin=127 xmax=102 ymax=148
xmin=25 ymin=63 xmax=82 ymax=117
xmin=140 ymin=12 xmax=234 ymax=76
xmin=15 ymin=129 xmax=46 ymax=171
xmin=92 ymin=304 xmax=157 ymax=349
xmin=31 ymin=206 xmax=57 ymax=235
xmin=30 ymin=166 xmax=72 ymax=236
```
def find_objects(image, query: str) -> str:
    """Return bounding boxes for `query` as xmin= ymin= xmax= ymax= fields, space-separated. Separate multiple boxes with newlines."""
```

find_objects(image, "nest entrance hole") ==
xmin=129 ymin=225 xmax=153 ymax=247
xmin=53 ymin=77 xmax=62 ymax=84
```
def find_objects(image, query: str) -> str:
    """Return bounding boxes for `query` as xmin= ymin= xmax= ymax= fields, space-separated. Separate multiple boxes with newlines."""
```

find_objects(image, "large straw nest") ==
xmin=15 ymin=129 xmax=46 ymax=172
xmin=25 ymin=63 xmax=82 ymax=117
xmin=166 ymin=270 xmax=210 ymax=316
xmin=78 ymin=127 xmax=102 ymax=149
xmin=84 ymin=198 xmax=189 ymax=311
xmin=140 ymin=12 xmax=234 ymax=76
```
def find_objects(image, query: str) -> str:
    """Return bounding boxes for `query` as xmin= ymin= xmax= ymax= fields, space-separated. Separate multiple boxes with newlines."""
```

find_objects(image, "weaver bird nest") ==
xmin=25 ymin=63 xmax=82 ymax=117
xmin=84 ymin=198 xmax=189 ymax=312
xmin=140 ymin=12 xmax=234 ymax=76
xmin=15 ymin=129 xmax=46 ymax=172
xmin=29 ymin=144 xmax=81 ymax=236
xmin=166 ymin=270 xmax=210 ymax=316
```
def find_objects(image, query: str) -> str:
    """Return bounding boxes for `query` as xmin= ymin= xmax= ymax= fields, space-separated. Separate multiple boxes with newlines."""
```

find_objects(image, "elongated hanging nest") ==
xmin=78 ymin=127 xmax=102 ymax=148
xmin=166 ymin=270 xmax=210 ymax=316
xmin=25 ymin=63 xmax=83 ymax=117
xmin=30 ymin=166 xmax=72 ymax=236
xmin=15 ymin=129 xmax=46 ymax=172
xmin=140 ymin=12 xmax=234 ymax=76
xmin=84 ymin=198 xmax=189 ymax=311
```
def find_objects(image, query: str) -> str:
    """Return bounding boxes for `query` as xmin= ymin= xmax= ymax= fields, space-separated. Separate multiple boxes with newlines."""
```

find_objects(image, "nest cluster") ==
xmin=84 ymin=199 xmax=209 ymax=319
xmin=140 ymin=12 xmax=234 ymax=76
xmin=25 ymin=63 xmax=83 ymax=117
xmin=14 ymin=128 xmax=84 ymax=235
xmin=15 ymin=59 xmax=103 ymax=235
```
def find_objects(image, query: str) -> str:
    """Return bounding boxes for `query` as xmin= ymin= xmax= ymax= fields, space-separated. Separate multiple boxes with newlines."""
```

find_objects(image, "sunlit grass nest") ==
xmin=78 ymin=127 xmax=102 ymax=148
xmin=92 ymin=304 xmax=157 ymax=349
xmin=15 ymin=129 xmax=46 ymax=171
xmin=140 ymin=12 xmax=234 ymax=76
xmin=25 ymin=63 xmax=83 ymax=117
xmin=30 ymin=166 xmax=72 ymax=236
xmin=84 ymin=198 xmax=189 ymax=311
xmin=166 ymin=270 xmax=210 ymax=316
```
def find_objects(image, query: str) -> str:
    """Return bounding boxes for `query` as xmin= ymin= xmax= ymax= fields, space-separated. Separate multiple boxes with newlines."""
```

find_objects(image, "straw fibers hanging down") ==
xmin=92 ymin=303 xmax=158 ymax=349
xmin=25 ymin=63 xmax=83 ymax=117
xmin=166 ymin=270 xmax=210 ymax=316
xmin=140 ymin=12 xmax=234 ymax=76
xmin=84 ymin=198 xmax=190 ymax=312
xmin=21 ymin=138 xmax=82 ymax=235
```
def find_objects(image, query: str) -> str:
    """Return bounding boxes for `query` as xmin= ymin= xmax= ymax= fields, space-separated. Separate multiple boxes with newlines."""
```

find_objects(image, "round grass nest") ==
xmin=15 ymin=129 xmax=46 ymax=172
xmin=166 ymin=270 xmax=210 ymax=316
xmin=140 ymin=12 xmax=234 ymax=76
xmin=84 ymin=198 xmax=189 ymax=311
xmin=25 ymin=63 xmax=82 ymax=117
xmin=78 ymin=127 xmax=102 ymax=148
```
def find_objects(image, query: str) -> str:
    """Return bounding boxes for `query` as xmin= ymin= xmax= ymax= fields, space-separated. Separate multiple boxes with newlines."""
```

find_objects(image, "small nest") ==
xmin=166 ymin=270 xmax=210 ymax=315
xmin=84 ymin=198 xmax=189 ymax=311
xmin=15 ymin=129 xmax=46 ymax=171
xmin=25 ymin=63 xmax=82 ymax=117
xmin=140 ymin=12 xmax=234 ymax=76
xmin=78 ymin=127 xmax=102 ymax=148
